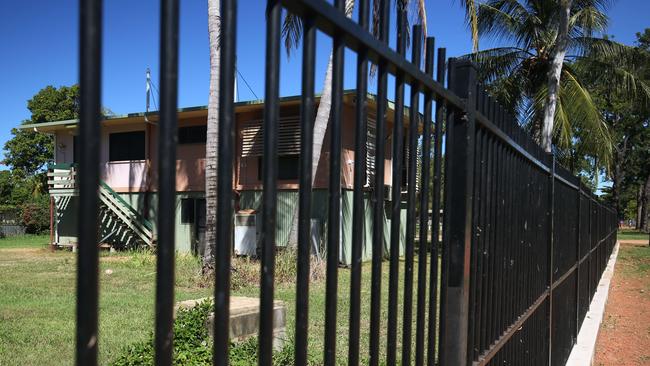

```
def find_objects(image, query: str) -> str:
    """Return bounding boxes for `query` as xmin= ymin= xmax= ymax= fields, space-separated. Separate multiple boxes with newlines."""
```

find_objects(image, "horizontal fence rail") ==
xmin=73 ymin=0 xmax=617 ymax=365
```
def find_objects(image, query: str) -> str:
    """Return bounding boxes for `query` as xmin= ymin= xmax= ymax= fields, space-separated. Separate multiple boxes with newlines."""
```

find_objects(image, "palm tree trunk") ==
xmin=202 ymin=0 xmax=221 ymax=274
xmin=286 ymin=0 xmax=354 ymax=248
xmin=541 ymin=0 xmax=572 ymax=152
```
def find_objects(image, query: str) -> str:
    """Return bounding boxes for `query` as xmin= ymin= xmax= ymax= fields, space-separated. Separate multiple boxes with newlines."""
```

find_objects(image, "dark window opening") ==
xmin=178 ymin=125 xmax=207 ymax=144
xmin=109 ymin=131 xmax=145 ymax=161
xmin=180 ymin=198 xmax=195 ymax=224
xmin=257 ymin=154 xmax=300 ymax=181
xmin=73 ymin=136 xmax=79 ymax=164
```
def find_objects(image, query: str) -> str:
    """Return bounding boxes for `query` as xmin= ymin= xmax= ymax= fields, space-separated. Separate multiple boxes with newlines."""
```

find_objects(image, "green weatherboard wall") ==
xmin=239 ymin=189 xmax=406 ymax=266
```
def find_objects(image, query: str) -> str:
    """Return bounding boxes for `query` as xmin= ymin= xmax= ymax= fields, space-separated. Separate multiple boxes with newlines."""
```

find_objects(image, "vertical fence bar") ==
xmin=415 ymin=36 xmax=434 ymax=366
xmin=547 ymin=154 xmax=555 ymax=366
xmin=466 ymin=87 xmax=483 ymax=364
xmin=155 ymin=0 xmax=179 ymax=363
xmin=259 ymin=1 xmax=281 ymax=364
xmin=439 ymin=59 xmax=477 ymax=366
xmin=76 ymin=0 xmax=102 ymax=364
xmin=348 ymin=0 xmax=369 ymax=364
xmin=324 ymin=0 xmax=345 ymax=364
xmin=401 ymin=24 xmax=422 ymax=366
xmin=386 ymin=4 xmax=408 ymax=364
xmin=369 ymin=0 xmax=390 ymax=364
xmin=213 ymin=0 xmax=237 ymax=364
xmin=294 ymin=11 xmax=316 ymax=366
xmin=575 ymin=184 xmax=581 ymax=339
xmin=428 ymin=46 xmax=446 ymax=366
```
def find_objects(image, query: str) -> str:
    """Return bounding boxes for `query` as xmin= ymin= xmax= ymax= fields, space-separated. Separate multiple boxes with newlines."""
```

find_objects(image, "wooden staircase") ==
xmin=48 ymin=164 xmax=155 ymax=248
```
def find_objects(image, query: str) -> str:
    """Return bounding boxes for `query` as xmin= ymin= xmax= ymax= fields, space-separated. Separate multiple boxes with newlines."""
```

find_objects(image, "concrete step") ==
xmin=176 ymin=296 xmax=286 ymax=350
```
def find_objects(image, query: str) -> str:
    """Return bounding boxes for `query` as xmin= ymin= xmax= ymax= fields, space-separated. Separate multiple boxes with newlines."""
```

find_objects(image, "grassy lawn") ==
xmin=617 ymin=229 xmax=650 ymax=242
xmin=617 ymin=242 xmax=650 ymax=280
xmin=0 ymin=235 xmax=432 ymax=365
xmin=0 ymin=235 xmax=213 ymax=365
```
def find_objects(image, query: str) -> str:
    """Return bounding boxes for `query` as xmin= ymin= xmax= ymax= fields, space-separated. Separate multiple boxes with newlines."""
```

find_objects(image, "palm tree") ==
xmin=203 ymin=0 xmax=220 ymax=274
xmin=467 ymin=0 xmax=650 ymax=163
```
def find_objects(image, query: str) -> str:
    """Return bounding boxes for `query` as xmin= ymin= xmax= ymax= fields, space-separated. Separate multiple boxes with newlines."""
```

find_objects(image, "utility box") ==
xmin=234 ymin=210 xmax=259 ymax=256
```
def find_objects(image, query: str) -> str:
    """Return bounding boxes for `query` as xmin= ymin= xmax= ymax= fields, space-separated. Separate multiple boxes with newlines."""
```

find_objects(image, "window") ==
xmin=109 ymin=131 xmax=145 ymax=161
xmin=278 ymin=155 xmax=300 ymax=180
xmin=181 ymin=198 xmax=206 ymax=226
xmin=241 ymin=117 xmax=300 ymax=157
xmin=178 ymin=125 xmax=207 ymax=144
xmin=257 ymin=154 xmax=300 ymax=181
xmin=180 ymin=198 xmax=195 ymax=224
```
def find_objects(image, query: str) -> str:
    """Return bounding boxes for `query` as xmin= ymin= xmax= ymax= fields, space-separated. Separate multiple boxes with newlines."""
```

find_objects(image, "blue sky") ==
xmin=1 ymin=0 xmax=648 ymax=174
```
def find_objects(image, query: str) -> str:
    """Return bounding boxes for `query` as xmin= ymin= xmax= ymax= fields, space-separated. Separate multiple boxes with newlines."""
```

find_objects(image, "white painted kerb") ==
xmin=566 ymin=241 xmax=620 ymax=366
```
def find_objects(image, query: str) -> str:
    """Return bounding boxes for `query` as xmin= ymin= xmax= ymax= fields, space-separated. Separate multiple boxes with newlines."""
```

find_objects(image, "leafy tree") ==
xmin=579 ymin=29 xmax=650 ymax=222
xmin=3 ymin=129 xmax=53 ymax=177
xmin=4 ymin=85 xmax=79 ymax=176
xmin=26 ymin=85 xmax=79 ymax=123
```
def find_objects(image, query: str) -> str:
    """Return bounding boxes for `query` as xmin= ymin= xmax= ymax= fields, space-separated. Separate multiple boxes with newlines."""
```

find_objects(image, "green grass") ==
xmin=617 ymin=229 xmax=650 ymax=242
xmin=0 ymin=236 xmax=212 ymax=365
xmin=0 ymin=236 xmax=435 ymax=365
xmin=617 ymin=243 xmax=650 ymax=278
xmin=0 ymin=234 xmax=52 ymax=249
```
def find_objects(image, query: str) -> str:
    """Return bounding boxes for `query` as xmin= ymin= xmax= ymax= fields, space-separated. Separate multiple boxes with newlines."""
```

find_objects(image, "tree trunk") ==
xmin=286 ymin=0 xmax=354 ymax=248
xmin=541 ymin=0 xmax=572 ymax=152
xmin=202 ymin=0 xmax=221 ymax=274
xmin=637 ymin=184 xmax=644 ymax=230
xmin=611 ymin=136 xmax=628 ymax=220
xmin=639 ymin=175 xmax=650 ymax=232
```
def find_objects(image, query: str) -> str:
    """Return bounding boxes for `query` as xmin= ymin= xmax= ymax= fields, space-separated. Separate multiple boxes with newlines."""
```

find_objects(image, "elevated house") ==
xmin=23 ymin=91 xmax=418 ymax=265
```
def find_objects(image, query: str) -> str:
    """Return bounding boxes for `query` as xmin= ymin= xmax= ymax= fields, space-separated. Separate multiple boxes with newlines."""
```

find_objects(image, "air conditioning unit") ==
xmin=234 ymin=210 xmax=259 ymax=256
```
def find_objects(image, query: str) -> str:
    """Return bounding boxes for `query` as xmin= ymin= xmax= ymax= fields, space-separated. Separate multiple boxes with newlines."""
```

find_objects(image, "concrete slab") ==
xmin=566 ymin=242 xmax=620 ymax=366
xmin=176 ymin=296 xmax=286 ymax=350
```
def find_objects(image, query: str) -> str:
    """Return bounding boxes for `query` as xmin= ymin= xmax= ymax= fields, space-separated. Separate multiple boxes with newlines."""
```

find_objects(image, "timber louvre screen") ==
xmin=74 ymin=0 xmax=617 ymax=366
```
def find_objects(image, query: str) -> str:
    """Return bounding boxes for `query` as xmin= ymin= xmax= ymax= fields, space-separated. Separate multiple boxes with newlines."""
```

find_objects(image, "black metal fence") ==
xmin=73 ymin=0 xmax=617 ymax=365
xmin=441 ymin=61 xmax=618 ymax=365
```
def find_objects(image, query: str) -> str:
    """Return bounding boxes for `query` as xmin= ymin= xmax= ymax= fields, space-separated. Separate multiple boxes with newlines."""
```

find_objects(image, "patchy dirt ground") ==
xmin=594 ymin=241 xmax=650 ymax=366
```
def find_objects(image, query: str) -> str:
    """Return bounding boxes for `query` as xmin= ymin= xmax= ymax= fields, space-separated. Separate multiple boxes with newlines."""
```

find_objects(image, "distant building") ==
xmin=23 ymin=91 xmax=418 ymax=264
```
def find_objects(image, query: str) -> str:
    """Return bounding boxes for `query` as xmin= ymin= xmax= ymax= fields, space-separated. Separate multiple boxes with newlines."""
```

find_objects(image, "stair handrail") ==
xmin=98 ymin=181 xmax=154 ymax=232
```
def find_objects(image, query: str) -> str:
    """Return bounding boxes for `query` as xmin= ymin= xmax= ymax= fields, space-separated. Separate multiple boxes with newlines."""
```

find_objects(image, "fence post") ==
xmin=575 ymin=183 xmax=581 ymax=341
xmin=440 ymin=59 xmax=477 ymax=366
xmin=547 ymin=154 xmax=555 ymax=366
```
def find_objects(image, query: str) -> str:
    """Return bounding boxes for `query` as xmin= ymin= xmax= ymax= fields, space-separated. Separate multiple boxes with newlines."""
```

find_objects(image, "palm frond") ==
xmin=560 ymin=65 xmax=612 ymax=166
xmin=478 ymin=0 xmax=541 ymax=50
xmin=573 ymin=38 xmax=650 ymax=105
xmin=281 ymin=12 xmax=302 ymax=57
xmin=525 ymin=63 xmax=612 ymax=166
xmin=460 ymin=0 xmax=479 ymax=51
xmin=569 ymin=4 xmax=608 ymax=36
xmin=569 ymin=36 xmax=632 ymax=60
xmin=469 ymin=46 xmax=531 ymax=83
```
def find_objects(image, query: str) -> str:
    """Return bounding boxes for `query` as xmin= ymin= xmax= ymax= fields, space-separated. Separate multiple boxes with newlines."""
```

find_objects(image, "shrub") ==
xmin=21 ymin=200 xmax=49 ymax=234
xmin=230 ymin=248 xmax=326 ymax=290
xmin=111 ymin=299 xmax=305 ymax=365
